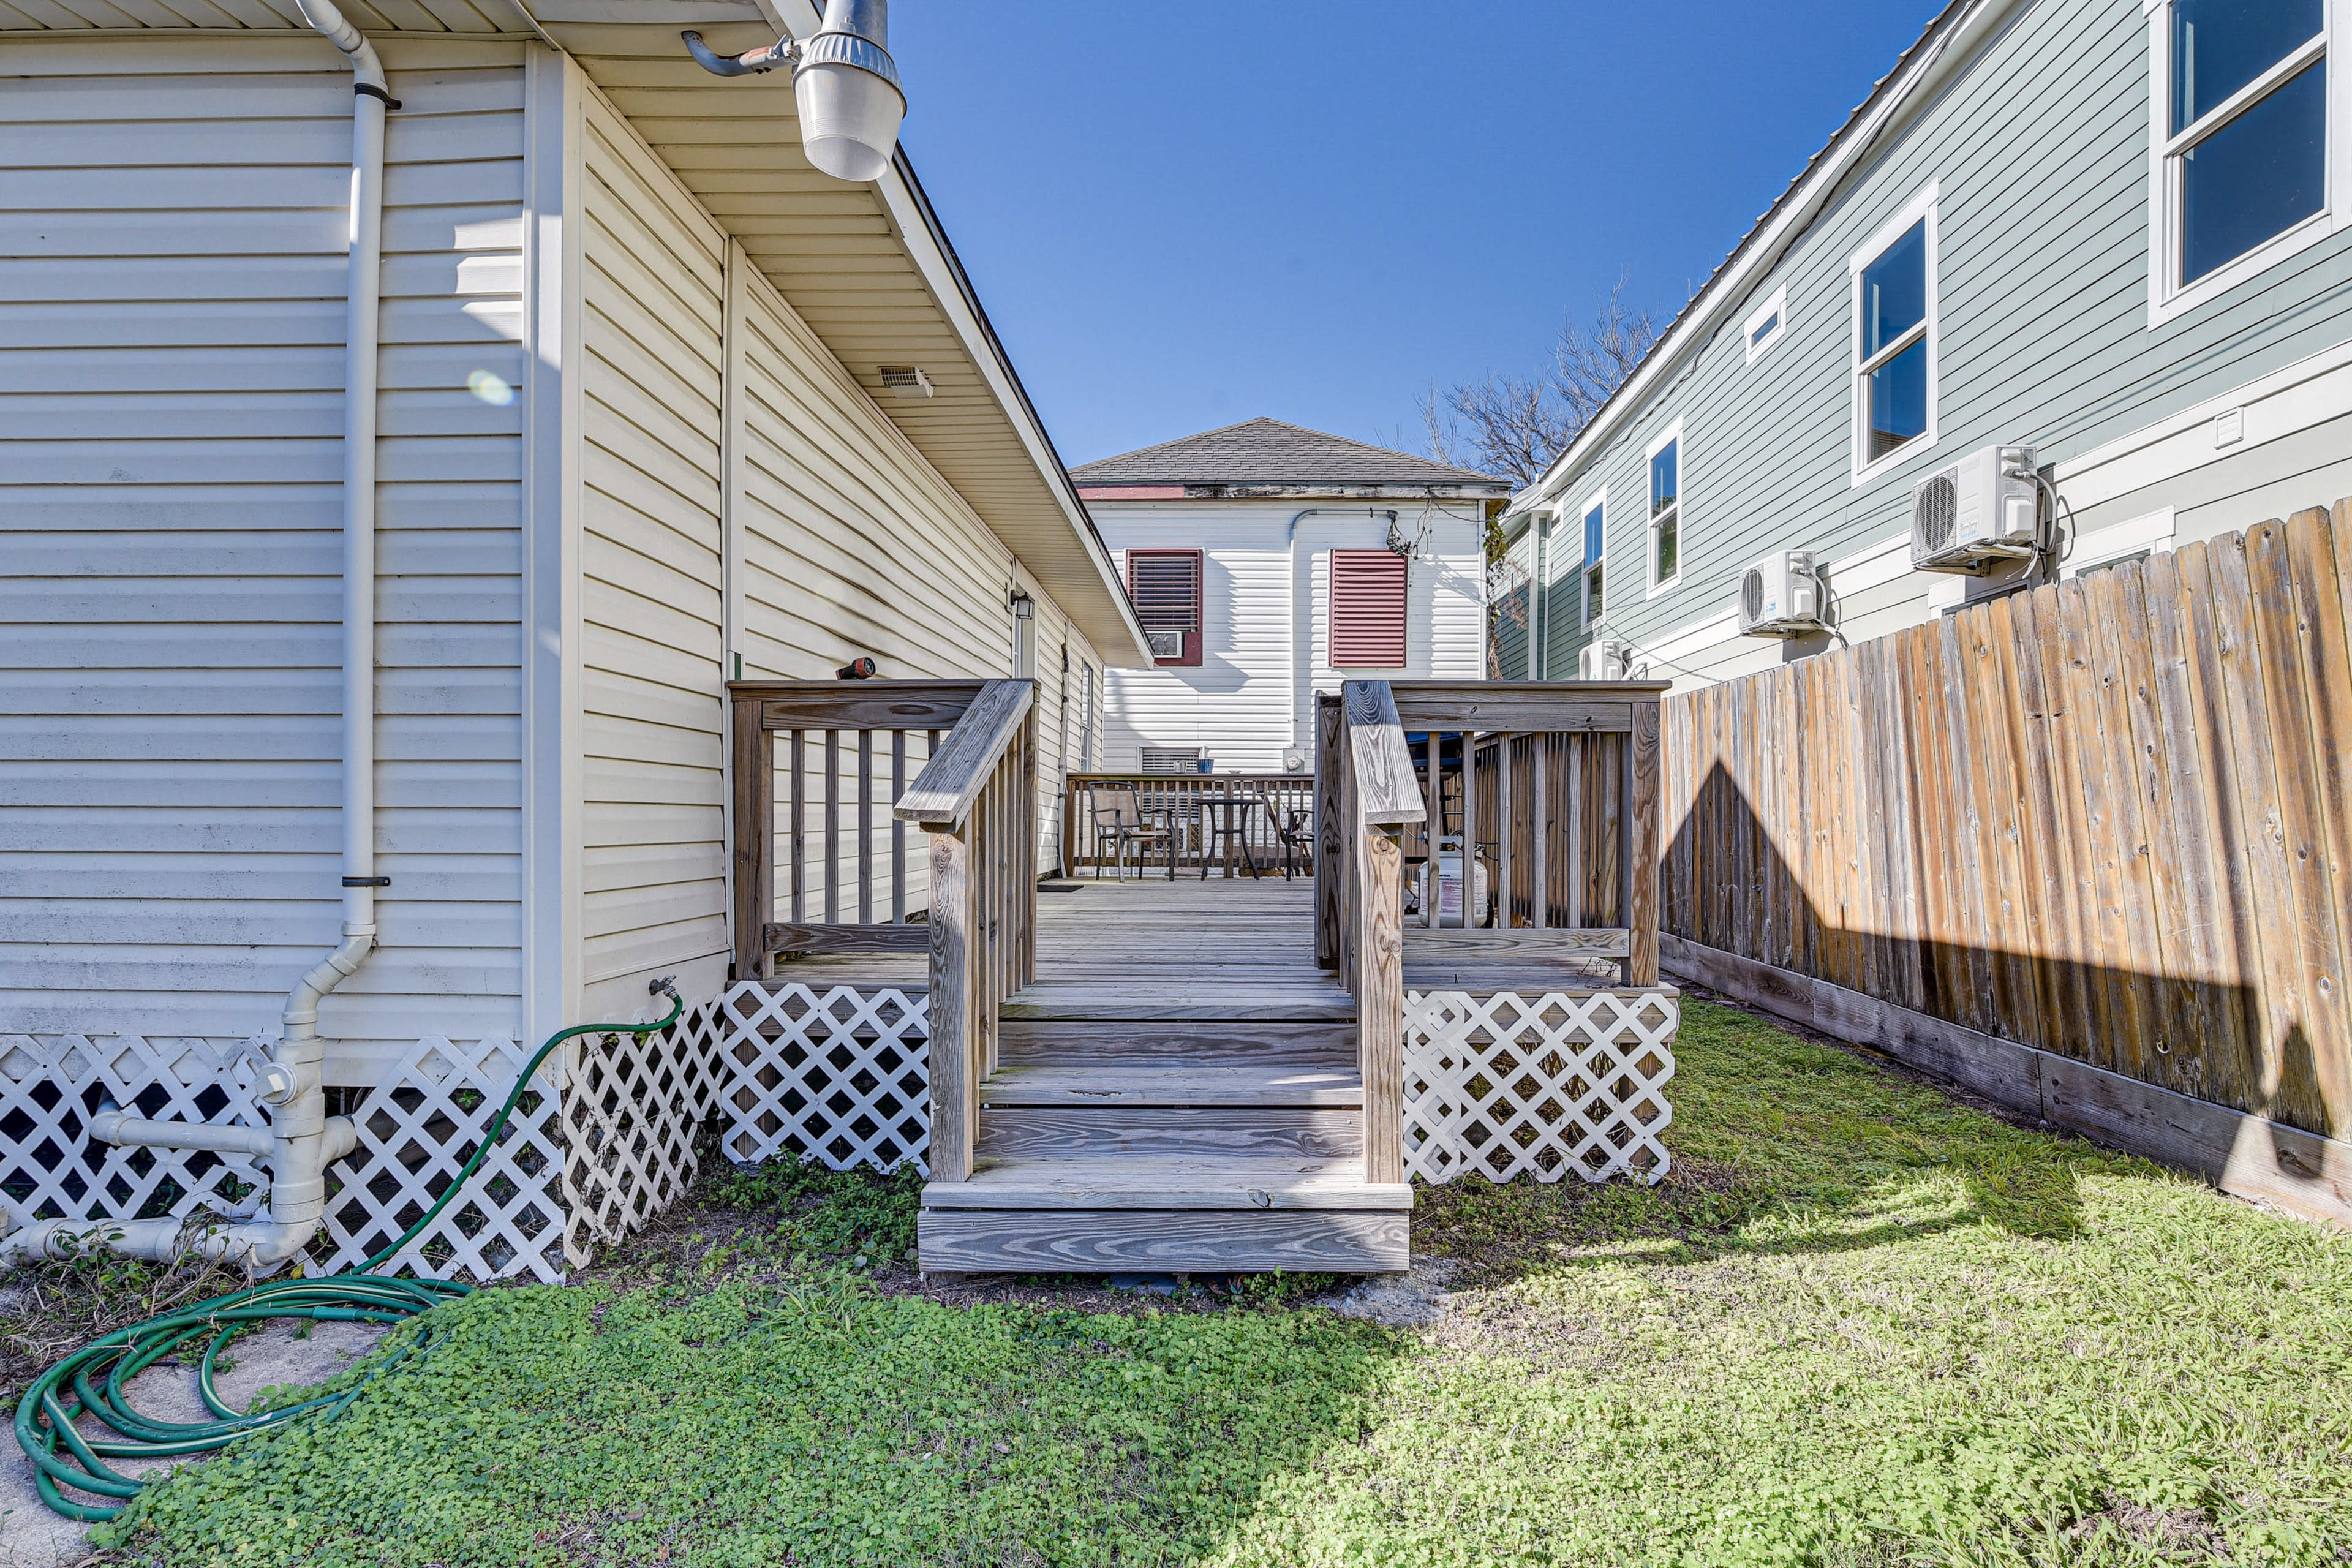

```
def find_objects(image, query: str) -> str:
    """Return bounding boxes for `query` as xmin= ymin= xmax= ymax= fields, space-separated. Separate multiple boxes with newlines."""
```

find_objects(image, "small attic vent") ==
xmin=878 ymin=366 xmax=934 ymax=399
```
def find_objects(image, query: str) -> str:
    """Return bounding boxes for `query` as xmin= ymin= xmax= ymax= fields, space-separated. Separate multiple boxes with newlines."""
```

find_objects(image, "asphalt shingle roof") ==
xmin=1071 ymin=418 xmax=1506 ymax=488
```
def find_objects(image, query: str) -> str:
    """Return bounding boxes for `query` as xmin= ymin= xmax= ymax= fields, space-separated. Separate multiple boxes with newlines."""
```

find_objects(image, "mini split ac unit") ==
xmin=1911 ymin=445 xmax=2039 ymax=573
xmin=1579 ymin=638 xmax=1634 ymax=681
xmin=1739 ymin=549 xmax=1822 ymax=637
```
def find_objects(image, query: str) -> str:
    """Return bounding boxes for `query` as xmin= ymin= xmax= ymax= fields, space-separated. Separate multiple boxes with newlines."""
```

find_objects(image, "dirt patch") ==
xmin=1315 ymin=1256 xmax=1455 ymax=1327
xmin=2068 ymin=1494 xmax=2226 ymax=1558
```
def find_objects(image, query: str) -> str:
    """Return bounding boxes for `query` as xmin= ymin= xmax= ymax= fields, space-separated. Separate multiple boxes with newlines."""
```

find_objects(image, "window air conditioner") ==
xmin=1578 ymin=638 xmax=1632 ymax=681
xmin=1911 ymin=445 xmax=2040 ymax=573
xmin=1738 ymin=549 xmax=1823 ymax=637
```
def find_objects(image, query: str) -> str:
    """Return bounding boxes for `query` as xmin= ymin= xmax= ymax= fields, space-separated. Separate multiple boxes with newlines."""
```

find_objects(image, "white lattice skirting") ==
xmin=1403 ymin=990 xmax=1679 ymax=1185
xmin=0 ymin=1008 xmax=722 ymax=1286
xmin=1 ymin=982 xmax=1657 ymax=1283
xmin=710 ymin=982 xmax=929 ymax=1173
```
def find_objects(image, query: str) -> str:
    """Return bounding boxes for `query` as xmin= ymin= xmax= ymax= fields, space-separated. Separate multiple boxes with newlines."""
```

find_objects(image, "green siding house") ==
xmin=1505 ymin=0 xmax=2352 ymax=687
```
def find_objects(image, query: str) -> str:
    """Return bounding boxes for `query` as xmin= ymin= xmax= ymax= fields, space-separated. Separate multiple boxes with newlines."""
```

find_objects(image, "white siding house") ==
xmin=1072 ymin=420 xmax=1508 ymax=772
xmin=0 ymin=4 xmax=1149 ymax=1082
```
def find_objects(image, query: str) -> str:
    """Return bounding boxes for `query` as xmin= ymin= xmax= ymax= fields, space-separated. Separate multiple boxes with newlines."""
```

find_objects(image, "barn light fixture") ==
xmin=682 ymin=0 xmax=905 ymax=183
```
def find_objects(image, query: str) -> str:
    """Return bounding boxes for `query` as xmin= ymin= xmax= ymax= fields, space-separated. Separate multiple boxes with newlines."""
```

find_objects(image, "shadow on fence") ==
xmin=1660 ymin=504 xmax=2352 ymax=1170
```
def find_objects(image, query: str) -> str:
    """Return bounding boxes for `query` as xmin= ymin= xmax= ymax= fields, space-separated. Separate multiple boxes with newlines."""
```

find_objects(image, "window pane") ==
xmin=1650 ymin=439 xmax=1678 ymax=516
xmin=2182 ymin=58 xmax=2327 ymax=282
xmin=2172 ymin=0 xmax=2323 ymax=133
xmin=1751 ymin=311 xmax=1779 ymax=346
xmin=1584 ymin=504 xmax=1604 ymax=566
xmin=1867 ymin=337 xmax=1929 ymax=460
xmin=1860 ymin=221 xmax=1927 ymax=358
xmin=1584 ymin=563 xmax=1602 ymax=624
xmin=1654 ymin=508 xmax=1679 ymax=583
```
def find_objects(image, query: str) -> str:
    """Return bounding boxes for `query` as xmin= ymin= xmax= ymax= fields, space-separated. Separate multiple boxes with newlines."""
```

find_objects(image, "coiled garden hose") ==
xmin=12 ymin=984 xmax=685 ymax=1521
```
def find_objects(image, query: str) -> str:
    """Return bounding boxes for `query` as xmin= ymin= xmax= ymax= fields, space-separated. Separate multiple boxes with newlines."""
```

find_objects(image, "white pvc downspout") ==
xmin=4 ymin=4 xmax=388 ymax=1271
xmin=258 ymin=0 xmax=393 ymax=1269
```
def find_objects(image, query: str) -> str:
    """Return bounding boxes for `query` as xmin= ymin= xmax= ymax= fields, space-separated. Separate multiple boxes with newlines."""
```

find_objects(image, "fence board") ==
xmin=1662 ymin=511 xmax=2351 ymax=1141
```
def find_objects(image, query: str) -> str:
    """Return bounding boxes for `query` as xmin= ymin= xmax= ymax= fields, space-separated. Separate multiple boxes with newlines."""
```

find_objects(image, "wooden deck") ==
xmin=729 ymin=677 xmax=1667 ymax=1276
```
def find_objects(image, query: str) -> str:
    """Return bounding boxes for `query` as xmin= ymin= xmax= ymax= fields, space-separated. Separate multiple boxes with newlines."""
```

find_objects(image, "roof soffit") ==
xmin=548 ymin=2 xmax=1150 ymax=664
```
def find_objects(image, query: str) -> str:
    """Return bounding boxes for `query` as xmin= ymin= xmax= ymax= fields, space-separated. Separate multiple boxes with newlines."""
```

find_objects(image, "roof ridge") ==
xmin=1072 ymin=417 xmax=1505 ymax=487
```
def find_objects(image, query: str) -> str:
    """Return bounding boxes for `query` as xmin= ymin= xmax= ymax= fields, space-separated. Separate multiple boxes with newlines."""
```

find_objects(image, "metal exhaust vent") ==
xmin=877 ymin=365 xmax=934 ymax=399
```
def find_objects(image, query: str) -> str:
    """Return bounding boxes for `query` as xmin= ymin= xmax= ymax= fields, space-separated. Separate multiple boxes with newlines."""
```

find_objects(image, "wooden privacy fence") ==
xmin=1661 ymin=505 xmax=2352 ymax=1155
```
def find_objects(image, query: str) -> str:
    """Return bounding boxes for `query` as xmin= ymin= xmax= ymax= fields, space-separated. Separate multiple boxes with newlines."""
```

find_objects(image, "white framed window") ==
xmin=1744 ymin=285 xmax=1787 ymax=363
xmin=1646 ymin=423 xmax=1681 ymax=596
xmin=1577 ymin=489 xmax=1607 ymax=628
xmin=2147 ymin=0 xmax=2340 ymax=325
xmin=1849 ymin=183 xmax=1940 ymax=485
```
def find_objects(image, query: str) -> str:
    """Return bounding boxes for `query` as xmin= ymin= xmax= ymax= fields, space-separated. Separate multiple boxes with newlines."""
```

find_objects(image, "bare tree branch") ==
xmin=1424 ymin=274 xmax=1662 ymax=495
xmin=1554 ymin=275 xmax=1659 ymax=434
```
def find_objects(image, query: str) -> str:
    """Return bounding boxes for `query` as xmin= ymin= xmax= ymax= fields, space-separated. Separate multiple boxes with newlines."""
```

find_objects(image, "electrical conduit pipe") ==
xmin=0 ymin=0 xmax=392 ymax=1274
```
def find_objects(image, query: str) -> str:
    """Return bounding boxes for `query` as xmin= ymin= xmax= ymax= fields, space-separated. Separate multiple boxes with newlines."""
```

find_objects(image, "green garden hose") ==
xmin=12 ymin=985 xmax=685 ymax=1521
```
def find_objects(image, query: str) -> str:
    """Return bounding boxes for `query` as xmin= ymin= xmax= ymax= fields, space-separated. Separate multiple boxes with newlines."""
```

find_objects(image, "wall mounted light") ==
xmin=1009 ymin=590 xmax=1036 ymax=680
xmin=682 ymin=0 xmax=905 ymax=183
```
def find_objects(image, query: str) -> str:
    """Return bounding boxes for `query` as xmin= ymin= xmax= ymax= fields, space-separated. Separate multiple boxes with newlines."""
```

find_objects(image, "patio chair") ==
xmin=1273 ymin=805 xmax=1314 ymax=881
xmin=1083 ymin=783 xmax=1172 ymax=880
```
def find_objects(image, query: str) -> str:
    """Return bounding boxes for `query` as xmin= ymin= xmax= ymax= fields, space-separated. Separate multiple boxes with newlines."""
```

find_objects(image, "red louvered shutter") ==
xmin=1329 ymin=549 xmax=1407 ymax=667
xmin=1126 ymin=549 xmax=1203 ymax=666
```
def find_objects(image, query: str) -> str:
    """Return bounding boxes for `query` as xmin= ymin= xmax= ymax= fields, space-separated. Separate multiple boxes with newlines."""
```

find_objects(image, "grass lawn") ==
xmin=57 ymin=999 xmax=2352 ymax=1567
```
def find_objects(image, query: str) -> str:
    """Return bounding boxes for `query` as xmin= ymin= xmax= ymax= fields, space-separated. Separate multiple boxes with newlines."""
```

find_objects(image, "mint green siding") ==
xmin=1532 ymin=0 xmax=2352 ymax=677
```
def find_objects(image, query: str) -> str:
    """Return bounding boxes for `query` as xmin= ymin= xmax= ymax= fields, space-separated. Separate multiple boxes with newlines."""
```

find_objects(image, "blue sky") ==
xmin=889 ymin=1 xmax=1949 ymax=469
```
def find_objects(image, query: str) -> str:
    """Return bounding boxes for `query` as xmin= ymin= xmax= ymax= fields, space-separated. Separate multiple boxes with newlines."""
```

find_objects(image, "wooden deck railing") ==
xmin=1322 ymin=681 xmax=1426 ymax=1184
xmin=1384 ymin=680 xmax=1667 ymax=987
xmin=1314 ymin=678 xmax=1668 ymax=1186
xmin=727 ymin=677 xmax=1037 ymax=1185
xmin=894 ymin=681 xmax=1038 ymax=1184
xmin=729 ymin=679 xmax=982 ymax=978
xmin=1061 ymin=772 xmax=1316 ymax=877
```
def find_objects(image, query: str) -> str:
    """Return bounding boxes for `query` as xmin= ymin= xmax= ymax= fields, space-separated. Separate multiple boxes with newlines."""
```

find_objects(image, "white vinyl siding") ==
xmin=1098 ymin=503 xmax=1487 ymax=771
xmin=1102 ymin=520 xmax=1294 ymax=772
xmin=730 ymin=252 xmax=1097 ymax=910
xmin=0 ymin=34 xmax=531 ymax=1074
xmin=576 ymin=91 xmax=728 ymax=1015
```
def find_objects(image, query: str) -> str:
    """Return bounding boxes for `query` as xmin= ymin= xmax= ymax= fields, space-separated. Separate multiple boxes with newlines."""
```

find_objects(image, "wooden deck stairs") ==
xmin=915 ymin=881 xmax=1411 ymax=1274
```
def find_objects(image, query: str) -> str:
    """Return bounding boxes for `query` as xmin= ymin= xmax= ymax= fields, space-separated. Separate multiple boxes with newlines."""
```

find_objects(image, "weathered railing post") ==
xmin=893 ymin=679 xmax=1036 ymax=1186
xmin=1626 ymin=696 xmax=1662 ymax=985
xmin=926 ymin=820 xmax=978 ymax=1181
xmin=1315 ymin=691 xmax=1342 ymax=968
xmin=1341 ymin=680 xmax=1425 ymax=1186
xmin=730 ymin=688 xmax=775 ymax=981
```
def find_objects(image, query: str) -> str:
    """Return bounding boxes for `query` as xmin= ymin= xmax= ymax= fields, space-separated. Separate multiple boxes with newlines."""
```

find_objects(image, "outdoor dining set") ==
xmin=1077 ymin=781 xmax=1313 ymax=880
